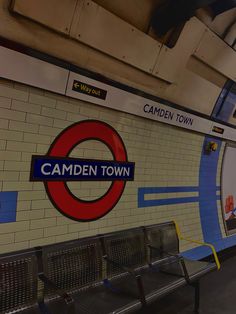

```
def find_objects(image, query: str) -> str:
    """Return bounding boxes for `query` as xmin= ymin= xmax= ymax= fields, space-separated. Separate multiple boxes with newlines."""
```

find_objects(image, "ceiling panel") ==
xmin=11 ymin=0 xmax=78 ymax=34
xmin=70 ymin=0 xmax=161 ymax=73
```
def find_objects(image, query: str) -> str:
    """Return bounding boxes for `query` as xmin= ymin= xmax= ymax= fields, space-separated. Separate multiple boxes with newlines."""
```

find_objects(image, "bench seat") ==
xmin=160 ymin=257 xmax=217 ymax=281
xmin=13 ymin=306 xmax=42 ymax=314
xmin=0 ymin=221 xmax=219 ymax=314
xmin=41 ymin=237 xmax=143 ymax=314
xmin=46 ymin=284 xmax=142 ymax=314
xmin=113 ymin=265 xmax=186 ymax=304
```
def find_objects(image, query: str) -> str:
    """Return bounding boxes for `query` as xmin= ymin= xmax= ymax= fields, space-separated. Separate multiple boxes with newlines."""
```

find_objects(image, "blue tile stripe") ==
xmin=137 ymin=134 xmax=236 ymax=260
xmin=199 ymin=137 xmax=222 ymax=243
xmin=196 ymin=136 xmax=236 ymax=258
xmin=139 ymin=187 xmax=200 ymax=193
xmin=183 ymin=137 xmax=236 ymax=260
xmin=138 ymin=196 xmax=199 ymax=207
xmin=0 ymin=191 xmax=18 ymax=223
xmin=211 ymin=80 xmax=234 ymax=121
xmin=182 ymin=246 xmax=213 ymax=260
xmin=138 ymin=186 xmax=219 ymax=208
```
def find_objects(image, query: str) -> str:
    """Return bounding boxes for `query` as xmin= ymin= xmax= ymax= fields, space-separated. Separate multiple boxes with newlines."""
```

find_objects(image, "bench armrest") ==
xmin=39 ymin=274 xmax=75 ymax=310
xmin=148 ymin=244 xmax=180 ymax=259
xmin=103 ymin=256 xmax=138 ymax=277
xmin=148 ymin=245 xmax=189 ymax=280
xmin=174 ymin=221 xmax=221 ymax=270
xmin=103 ymin=256 xmax=146 ymax=305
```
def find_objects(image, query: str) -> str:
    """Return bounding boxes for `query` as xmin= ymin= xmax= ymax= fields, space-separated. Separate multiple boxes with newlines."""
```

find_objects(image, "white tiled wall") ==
xmin=0 ymin=78 xmax=223 ymax=253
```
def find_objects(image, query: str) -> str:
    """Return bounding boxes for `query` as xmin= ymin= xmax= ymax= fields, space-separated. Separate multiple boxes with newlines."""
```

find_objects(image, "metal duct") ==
xmin=151 ymin=0 xmax=236 ymax=36
xmin=210 ymin=0 xmax=236 ymax=16
xmin=224 ymin=20 xmax=236 ymax=46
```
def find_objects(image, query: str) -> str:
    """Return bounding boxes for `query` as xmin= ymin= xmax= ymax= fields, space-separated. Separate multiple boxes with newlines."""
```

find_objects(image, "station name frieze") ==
xmin=143 ymin=104 xmax=194 ymax=126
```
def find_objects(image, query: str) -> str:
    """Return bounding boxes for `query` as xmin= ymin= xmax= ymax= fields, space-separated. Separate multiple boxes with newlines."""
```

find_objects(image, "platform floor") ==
xmin=137 ymin=255 xmax=236 ymax=314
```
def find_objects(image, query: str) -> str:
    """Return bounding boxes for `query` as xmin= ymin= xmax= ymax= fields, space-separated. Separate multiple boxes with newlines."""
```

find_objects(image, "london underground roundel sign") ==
xmin=30 ymin=120 xmax=135 ymax=221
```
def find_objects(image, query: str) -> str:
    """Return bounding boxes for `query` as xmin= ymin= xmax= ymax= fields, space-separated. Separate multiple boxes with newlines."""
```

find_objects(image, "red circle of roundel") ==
xmin=45 ymin=120 xmax=127 ymax=221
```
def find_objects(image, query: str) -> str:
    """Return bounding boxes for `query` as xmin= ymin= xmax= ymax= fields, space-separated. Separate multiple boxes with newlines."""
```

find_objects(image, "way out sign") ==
xmin=30 ymin=120 xmax=135 ymax=221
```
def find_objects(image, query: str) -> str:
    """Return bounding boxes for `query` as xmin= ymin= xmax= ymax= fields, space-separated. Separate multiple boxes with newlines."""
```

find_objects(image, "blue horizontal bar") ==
xmin=138 ymin=185 xmax=221 ymax=208
xmin=0 ymin=191 xmax=18 ymax=202
xmin=138 ymin=196 xmax=199 ymax=208
xmin=0 ymin=192 xmax=17 ymax=223
xmin=139 ymin=186 xmax=199 ymax=194
xmin=182 ymin=246 xmax=213 ymax=260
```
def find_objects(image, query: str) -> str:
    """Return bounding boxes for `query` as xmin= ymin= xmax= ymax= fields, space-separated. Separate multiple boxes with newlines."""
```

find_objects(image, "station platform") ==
xmin=138 ymin=255 xmax=235 ymax=314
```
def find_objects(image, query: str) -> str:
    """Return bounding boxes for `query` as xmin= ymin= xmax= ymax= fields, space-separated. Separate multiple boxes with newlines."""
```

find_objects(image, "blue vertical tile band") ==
xmin=0 ymin=191 xmax=18 ymax=223
xmin=182 ymin=137 xmax=223 ymax=260
xmin=184 ymin=137 xmax=236 ymax=260
xmin=137 ymin=133 xmax=236 ymax=260
xmin=199 ymin=136 xmax=222 ymax=243
xmin=212 ymin=80 xmax=236 ymax=123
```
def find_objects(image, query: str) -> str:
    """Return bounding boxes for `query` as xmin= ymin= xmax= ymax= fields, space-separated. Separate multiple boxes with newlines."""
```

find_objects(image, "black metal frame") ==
xmin=35 ymin=246 xmax=75 ymax=314
xmin=100 ymin=232 xmax=147 ymax=305
xmin=147 ymin=242 xmax=202 ymax=310
xmin=103 ymin=255 xmax=146 ymax=305
xmin=0 ymin=222 xmax=216 ymax=314
xmin=0 ymin=249 xmax=40 ymax=314
xmin=100 ymin=224 xmax=190 ymax=308
xmin=191 ymin=280 xmax=200 ymax=313
xmin=147 ymin=244 xmax=190 ymax=282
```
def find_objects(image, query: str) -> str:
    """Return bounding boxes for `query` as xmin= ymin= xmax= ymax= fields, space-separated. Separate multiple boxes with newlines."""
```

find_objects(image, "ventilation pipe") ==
xmin=151 ymin=0 xmax=236 ymax=36
xmin=224 ymin=20 xmax=236 ymax=47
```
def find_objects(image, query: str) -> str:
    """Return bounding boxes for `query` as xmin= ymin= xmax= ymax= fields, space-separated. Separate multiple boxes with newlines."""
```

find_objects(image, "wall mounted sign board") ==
xmin=30 ymin=120 xmax=134 ymax=221
xmin=0 ymin=46 xmax=69 ymax=94
xmin=72 ymin=79 xmax=107 ymax=100
xmin=1 ymin=45 xmax=236 ymax=142
xmin=31 ymin=156 xmax=134 ymax=181
xmin=66 ymin=71 xmax=236 ymax=142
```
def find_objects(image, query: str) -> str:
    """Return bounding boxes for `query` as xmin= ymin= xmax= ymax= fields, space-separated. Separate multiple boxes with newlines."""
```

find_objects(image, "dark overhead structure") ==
xmin=151 ymin=0 xmax=236 ymax=36
xmin=210 ymin=0 xmax=236 ymax=16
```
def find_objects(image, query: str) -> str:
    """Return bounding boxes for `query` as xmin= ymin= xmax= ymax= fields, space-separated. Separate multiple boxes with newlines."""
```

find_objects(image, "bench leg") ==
xmin=193 ymin=281 xmax=200 ymax=313
xmin=136 ymin=275 xmax=146 ymax=306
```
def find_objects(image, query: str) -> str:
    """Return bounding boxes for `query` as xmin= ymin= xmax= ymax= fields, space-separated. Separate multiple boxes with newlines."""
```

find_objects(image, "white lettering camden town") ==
xmin=41 ymin=163 xmax=130 ymax=177
xmin=143 ymin=104 xmax=193 ymax=126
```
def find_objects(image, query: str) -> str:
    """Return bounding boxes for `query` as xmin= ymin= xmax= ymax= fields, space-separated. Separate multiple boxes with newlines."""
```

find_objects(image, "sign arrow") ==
xmin=73 ymin=82 xmax=80 ymax=89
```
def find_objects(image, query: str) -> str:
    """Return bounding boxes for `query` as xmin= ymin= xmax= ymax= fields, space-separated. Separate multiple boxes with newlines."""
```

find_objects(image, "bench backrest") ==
xmin=0 ymin=250 xmax=38 ymax=313
xmin=102 ymin=228 xmax=147 ymax=279
xmin=145 ymin=222 xmax=179 ymax=263
xmin=42 ymin=237 xmax=103 ymax=295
